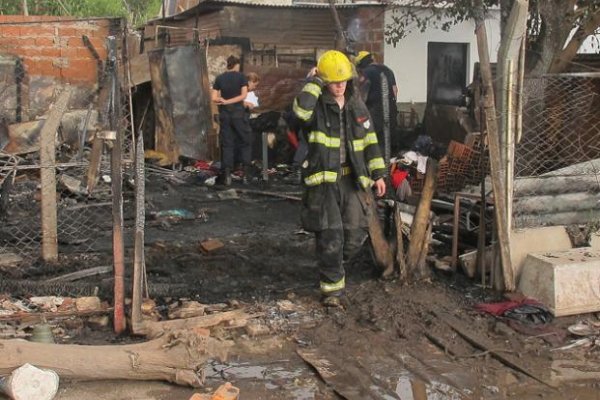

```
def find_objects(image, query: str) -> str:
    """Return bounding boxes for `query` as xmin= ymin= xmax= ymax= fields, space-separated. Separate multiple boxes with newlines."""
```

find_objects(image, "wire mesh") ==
xmin=513 ymin=73 xmax=600 ymax=228
xmin=0 ymin=19 xmax=135 ymax=265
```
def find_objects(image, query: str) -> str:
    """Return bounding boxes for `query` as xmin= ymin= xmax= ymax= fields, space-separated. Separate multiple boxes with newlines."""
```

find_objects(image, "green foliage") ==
xmin=0 ymin=0 xmax=162 ymax=26
xmin=385 ymin=0 xmax=499 ymax=46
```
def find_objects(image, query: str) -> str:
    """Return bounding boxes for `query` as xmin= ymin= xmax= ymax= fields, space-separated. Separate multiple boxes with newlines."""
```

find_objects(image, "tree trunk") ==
xmin=514 ymin=175 xmax=600 ymax=196
xmin=513 ymin=192 xmax=600 ymax=214
xmin=0 ymin=332 xmax=231 ymax=387
xmin=549 ymin=10 xmax=600 ymax=73
xmin=529 ymin=0 xmax=577 ymax=75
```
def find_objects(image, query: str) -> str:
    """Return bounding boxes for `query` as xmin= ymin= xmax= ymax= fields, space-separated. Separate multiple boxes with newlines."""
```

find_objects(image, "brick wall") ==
xmin=353 ymin=8 xmax=385 ymax=63
xmin=0 ymin=16 xmax=121 ymax=84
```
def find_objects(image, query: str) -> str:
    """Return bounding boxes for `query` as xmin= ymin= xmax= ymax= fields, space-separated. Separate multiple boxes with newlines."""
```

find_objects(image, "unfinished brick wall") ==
xmin=0 ymin=16 xmax=121 ymax=84
xmin=353 ymin=8 xmax=385 ymax=64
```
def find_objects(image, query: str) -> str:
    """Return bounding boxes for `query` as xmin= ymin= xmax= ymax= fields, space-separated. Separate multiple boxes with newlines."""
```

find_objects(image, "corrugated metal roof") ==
xmin=161 ymin=0 xmax=384 ymax=20
xmin=208 ymin=0 xmax=384 ymax=7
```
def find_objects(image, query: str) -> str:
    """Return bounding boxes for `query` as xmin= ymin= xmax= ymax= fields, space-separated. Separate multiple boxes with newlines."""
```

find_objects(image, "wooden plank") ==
xmin=106 ymin=36 xmax=126 ymax=335
xmin=132 ymin=134 xmax=146 ymax=330
xmin=394 ymin=203 xmax=407 ymax=281
xmin=111 ymin=114 xmax=126 ymax=335
xmin=46 ymin=266 xmax=112 ymax=283
xmin=137 ymin=310 xmax=250 ymax=338
xmin=297 ymin=348 xmax=394 ymax=400
xmin=366 ymin=191 xmax=394 ymax=278
xmin=85 ymin=137 xmax=103 ymax=194
xmin=435 ymin=310 xmax=557 ymax=388
xmin=496 ymin=0 xmax=529 ymax=136
xmin=0 ymin=308 xmax=111 ymax=323
xmin=236 ymin=188 xmax=301 ymax=201
xmin=474 ymin=6 xmax=515 ymax=290
xmin=40 ymin=87 xmax=72 ymax=263
xmin=406 ymin=159 xmax=438 ymax=280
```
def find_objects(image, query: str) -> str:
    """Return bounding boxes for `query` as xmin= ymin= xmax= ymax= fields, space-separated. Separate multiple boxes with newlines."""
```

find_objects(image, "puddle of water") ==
xmin=204 ymin=360 xmax=318 ymax=400
xmin=205 ymin=361 xmax=305 ymax=380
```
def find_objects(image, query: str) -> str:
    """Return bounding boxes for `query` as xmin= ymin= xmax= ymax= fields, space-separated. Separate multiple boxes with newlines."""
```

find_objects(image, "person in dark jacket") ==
xmin=293 ymin=50 xmax=387 ymax=308
xmin=354 ymin=51 xmax=399 ymax=154
xmin=212 ymin=55 xmax=252 ymax=185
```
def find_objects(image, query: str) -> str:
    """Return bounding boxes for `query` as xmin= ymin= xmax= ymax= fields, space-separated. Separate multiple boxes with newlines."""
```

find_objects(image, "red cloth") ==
xmin=474 ymin=298 xmax=542 ymax=316
xmin=391 ymin=169 xmax=409 ymax=190
xmin=194 ymin=160 xmax=212 ymax=170
xmin=287 ymin=130 xmax=299 ymax=150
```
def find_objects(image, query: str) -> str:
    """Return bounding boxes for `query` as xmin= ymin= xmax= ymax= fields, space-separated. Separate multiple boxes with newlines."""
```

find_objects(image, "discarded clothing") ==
xmin=412 ymin=134 xmax=433 ymax=156
xmin=399 ymin=151 xmax=428 ymax=174
xmin=475 ymin=299 xmax=553 ymax=325
xmin=391 ymin=169 xmax=409 ymax=190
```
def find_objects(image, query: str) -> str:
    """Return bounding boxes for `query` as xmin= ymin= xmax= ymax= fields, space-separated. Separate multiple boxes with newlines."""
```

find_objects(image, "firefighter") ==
xmin=354 ymin=51 xmax=398 ymax=153
xmin=293 ymin=50 xmax=387 ymax=308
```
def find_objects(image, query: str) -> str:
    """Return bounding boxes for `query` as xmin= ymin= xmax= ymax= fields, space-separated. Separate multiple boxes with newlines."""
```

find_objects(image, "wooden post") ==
xmin=366 ymin=191 xmax=394 ymax=278
xmin=451 ymin=193 xmax=461 ymax=271
xmin=39 ymin=87 xmax=71 ymax=263
xmin=328 ymin=0 xmax=346 ymax=51
xmin=474 ymin=5 xmax=515 ymax=291
xmin=107 ymin=37 xmax=126 ymax=334
xmin=406 ymin=159 xmax=438 ymax=280
xmin=496 ymin=0 xmax=528 ymax=150
xmin=505 ymin=59 xmax=514 ymax=232
xmin=132 ymin=134 xmax=145 ymax=334
xmin=111 ymin=127 xmax=126 ymax=335
xmin=85 ymin=137 xmax=103 ymax=194
xmin=262 ymin=131 xmax=268 ymax=182
xmin=478 ymin=176 xmax=488 ymax=288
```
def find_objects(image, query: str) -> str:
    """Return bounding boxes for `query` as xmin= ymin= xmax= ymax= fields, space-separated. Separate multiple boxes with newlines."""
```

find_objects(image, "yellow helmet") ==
xmin=354 ymin=51 xmax=371 ymax=66
xmin=317 ymin=50 xmax=354 ymax=83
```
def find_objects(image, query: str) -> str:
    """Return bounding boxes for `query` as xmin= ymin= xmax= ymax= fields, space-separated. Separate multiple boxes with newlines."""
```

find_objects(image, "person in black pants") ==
xmin=212 ymin=55 xmax=252 ymax=185
xmin=354 ymin=51 xmax=399 ymax=154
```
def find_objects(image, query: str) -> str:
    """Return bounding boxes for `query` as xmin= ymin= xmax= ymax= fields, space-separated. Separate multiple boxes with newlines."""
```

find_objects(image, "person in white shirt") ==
xmin=244 ymin=72 xmax=260 ymax=110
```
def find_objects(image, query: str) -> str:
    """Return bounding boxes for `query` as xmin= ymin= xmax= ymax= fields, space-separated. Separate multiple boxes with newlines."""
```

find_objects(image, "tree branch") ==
xmin=550 ymin=7 xmax=600 ymax=73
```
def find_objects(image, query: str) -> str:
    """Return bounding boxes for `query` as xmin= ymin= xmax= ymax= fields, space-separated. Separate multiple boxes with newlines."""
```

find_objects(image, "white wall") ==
xmin=384 ymin=8 xmax=502 ymax=104
xmin=575 ymin=32 xmax=600 ymax=54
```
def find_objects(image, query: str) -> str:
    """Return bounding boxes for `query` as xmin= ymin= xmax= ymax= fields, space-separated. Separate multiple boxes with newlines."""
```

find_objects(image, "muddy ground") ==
xmin=3 ymin=173 xmax=600 ymax=400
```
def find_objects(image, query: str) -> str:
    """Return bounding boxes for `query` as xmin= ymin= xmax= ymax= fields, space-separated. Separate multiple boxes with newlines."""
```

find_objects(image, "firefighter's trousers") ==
xmin=314 ymin=175 xmax=368 ymax=295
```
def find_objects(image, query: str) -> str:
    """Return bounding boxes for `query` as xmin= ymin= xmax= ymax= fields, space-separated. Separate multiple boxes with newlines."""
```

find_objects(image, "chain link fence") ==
xmin=513 ymin=73 xmax=600 ymax=229
xmin=0 ymin=19 xmax=135 ymax=265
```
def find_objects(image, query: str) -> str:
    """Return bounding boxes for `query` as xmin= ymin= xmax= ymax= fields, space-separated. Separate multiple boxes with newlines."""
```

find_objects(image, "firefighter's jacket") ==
xmin=293 ymin=78 xmax=386 ymax=231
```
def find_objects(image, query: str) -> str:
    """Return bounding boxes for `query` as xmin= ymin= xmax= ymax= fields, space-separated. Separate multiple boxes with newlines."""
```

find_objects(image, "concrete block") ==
xmin=511 ymin=226 xmax=573 ymax=281
xmin=518 ymin=248 xmax=600 ymax=316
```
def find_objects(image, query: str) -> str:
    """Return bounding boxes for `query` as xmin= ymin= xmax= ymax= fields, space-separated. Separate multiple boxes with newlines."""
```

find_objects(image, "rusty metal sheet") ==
xmin=244 ymin=66 xmax=306 ymax=112
xmin=148 ymin=45 xmax=214 ymax=162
